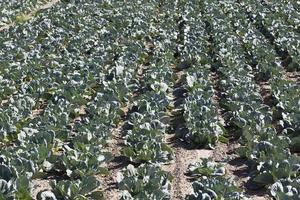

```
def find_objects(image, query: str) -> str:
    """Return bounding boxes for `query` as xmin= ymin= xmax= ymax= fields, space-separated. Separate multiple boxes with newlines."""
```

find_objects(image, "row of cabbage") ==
xmin=0 ymin=0 xmax=174 ymax=199
xmin=261 ymin=0 xmax=300 ymax=32
xmin=166 ymin=0 xmax=273 ymax=197
xmin=242 ymin=0 xmax=300 ymax=145
xmin=177 ymin=1 xmax=246 ymax=199
xmin=1 ymin=0 xmax=120 ymax=198
xmin=118 ymin=1 xmax=183 ymax=199
xmin=229 ymin=1 xmax=300 ymax=198
xmin=215 ymin=0 xmax=300 ymax=199
xmin=204 ymin=1 xmax=271 ymax=198
xmin=240 ymin=0 xmax=300 ymax=72
xmin=176 ymin=0 xmax=300 ymax=199
xmin=223 ymin=0 xmax=300 ymax=152
xmin=119 ymin=0 xmax=229 ymax=197
xmin=180 ymin=0 xmax=223 ymax=149
xmin=186 ymin=158 xmax=246 ymax=200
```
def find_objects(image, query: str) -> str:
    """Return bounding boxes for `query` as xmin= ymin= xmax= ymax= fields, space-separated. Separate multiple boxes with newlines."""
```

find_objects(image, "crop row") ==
xmin=261 ymin=0 xmax=300 ymax=32
xmin=172 ymin=0 xmax=300 ymax=199
xmin=180 ymin=0 xmax=223 ymax=149
xmin=200 ymin=0 xmax=300 ymax=199
xmin=241 ymin=0 xmax=300 ymax=71
xmin=223 ymin=0 xmax=300 ymax=150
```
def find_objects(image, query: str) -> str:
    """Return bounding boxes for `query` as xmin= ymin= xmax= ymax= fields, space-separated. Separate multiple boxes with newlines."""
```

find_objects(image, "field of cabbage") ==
xmin=0 ymin=0 xmax=300 ymax=199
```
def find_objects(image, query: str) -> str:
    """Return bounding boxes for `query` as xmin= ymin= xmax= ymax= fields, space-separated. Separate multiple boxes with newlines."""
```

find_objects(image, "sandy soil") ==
xmin=284 ymin=71 xmax=300 ymax=83
xmin=162 ymin=134 xmax=213 ymax=199
xmin=99 ymin=125 xmax=125 ymax=200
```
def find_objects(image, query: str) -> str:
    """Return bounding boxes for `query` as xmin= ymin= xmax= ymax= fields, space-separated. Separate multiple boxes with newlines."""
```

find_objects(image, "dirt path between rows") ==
xmin=100 ymin=120 xmax=127 ymax=200
xmin=162 ymin=57 xmax=215 ymax=199
xmin=160 ymin=6 xmax=215 ymax=197
xmin=162 ymin=134 xmax=213 ymax=199
xmin=283 ymin=71 xmax=300 ymax=84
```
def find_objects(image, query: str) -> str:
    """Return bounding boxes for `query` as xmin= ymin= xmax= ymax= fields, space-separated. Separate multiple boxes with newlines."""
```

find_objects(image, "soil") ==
xmin=283 ymin=71 xmax=300 ymax=83
xmin=162 ymin=134 xmax=213 ymax=199
xmin=100 ymin=124 xmax=126 ymax=200
xmin=31 ymin=179 xmax=51 ymax=199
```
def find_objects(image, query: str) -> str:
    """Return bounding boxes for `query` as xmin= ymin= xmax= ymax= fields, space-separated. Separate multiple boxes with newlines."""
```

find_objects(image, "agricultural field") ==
xmin=0 ymin=0 xmax=300 ymax=199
